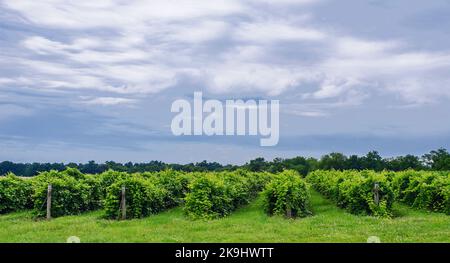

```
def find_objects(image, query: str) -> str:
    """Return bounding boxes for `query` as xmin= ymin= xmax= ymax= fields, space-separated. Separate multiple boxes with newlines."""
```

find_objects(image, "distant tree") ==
xmin=422 ymin=148 xmax=450 ymax=170
xmin=79 ymin=160 xmax=106 ymax=174
xmin=1 ymin=148 xmax=448 ymax=176
xmin=346 ymin=155 xmax=363 ymax=170
xmin=319 ymin=152 xmax=347 ymax=170
xmin=194 ymin=160 xmax=223 ymax=171
xmin=306 ymin=157 xmax=319 ymax=172
xmin=361 ymin=151 xmax=385 ymax=171
xmin=268 ymin=158 xmax=284 ymax=173
xmin=385 ymin=155 xmax=424 ymax=171
xmin=246 ymin=157 xmax=268 ymax=172
xmin=0 ymin=161 xmax=15 ymax=175
xmin=281 ymin=156 xmax=317 ymax=176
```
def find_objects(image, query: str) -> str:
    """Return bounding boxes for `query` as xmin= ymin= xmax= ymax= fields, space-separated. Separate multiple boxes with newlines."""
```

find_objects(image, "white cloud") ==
xmin=0 ymin=0 xmax=331 ymax=100
xmin=95 ymin=64 xmax=178 ymax=94
xmin=335 ymin=37 xmax=401 ymax=57
xmin=314 ymin=38 xmax=450 ymax=104
xmin=206 ymin=62 xmax=315 ymax=96
xmin=234 ymin=21 xmax=326 ymax=43
xmin=304 ymin=78 xmax=365 ymax=100
xmin=285 ymin=109 xmax=328 ymax=117
xmin=385 ymin=78 xmax=450 ymax=104
xmin=0 ymin=78 xmax=15 ymax=85
xmin=322 ymin=51 xmax=450 ymax=78
xmin=167 ymin=21 xmax=229 ymax=43
xmin=23 ymin=36 xmax=102 ymax=54
xmin=2 ymin=0 xmax=450 ymax=108
xmin=80 ymin=97 xmax=136 ymax=106
xmin=13 ymin=57 xmax=177 ymax=94
xmin=2 ymin=0 xmax=245 ymax=29
xmin=23 ymin=37 xmax=152 ymax=64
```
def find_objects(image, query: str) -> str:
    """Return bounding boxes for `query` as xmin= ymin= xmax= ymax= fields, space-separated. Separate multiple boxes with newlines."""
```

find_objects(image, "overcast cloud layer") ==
xmin=1 ymin=0 xmax=450 ymax=163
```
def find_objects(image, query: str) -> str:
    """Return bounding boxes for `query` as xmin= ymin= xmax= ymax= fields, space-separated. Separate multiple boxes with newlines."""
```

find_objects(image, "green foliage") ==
xmin=2 ymin=148 xmax=450 ymax=178
xmin=319 ymin=153 xmax=348 ymax=171
xmin=104 ymin=176 xmax=169 ymax=219
xmin=184 ymin=175 xmax=227 ymax=219
xmin=82 ymin=174 xmax=103 ymax=211
xmin=392 ymin=170 xmax=450 ymax=214
xmin=390 ymin=170 xmax=421 ymax=202
xmin=386 ymin=155 xmax=423 ymax=171
xmin=423 ymin=148 xmax=450 ymax=170
xmin=0 ymin=174 xmax=33 ymax=214
xmin=307 ymin=170 xmax=394 ymax=217
xmin=262 ymin=170 xmax=312 ymax=218
xmin=104 ymin=170 xmax=193 ymax=219
xmin=62 ymin=167 xmax=86 ymax=179
xmin=32 ymin=168 xmax=101 ymax=217
xmin=142 ymin=170 xmax=193 ymax=207
xmin=1 ymin=190 xmax=450 ymax=243
xmin=97 ymin=170 xmax=130 ymax=198
xmin=1 ymin=165 xmax=446 ymax=221
xmin=184 ymin=170 xmax=272 ymax=219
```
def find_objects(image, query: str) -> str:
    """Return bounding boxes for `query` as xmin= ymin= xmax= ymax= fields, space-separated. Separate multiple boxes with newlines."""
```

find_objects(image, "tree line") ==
xmin=1 ymin=148 xmax=449 ymax=177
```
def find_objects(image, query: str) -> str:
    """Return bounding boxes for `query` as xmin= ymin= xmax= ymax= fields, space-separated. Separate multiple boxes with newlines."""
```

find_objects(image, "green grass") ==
xmin=0 ymin=190 xmax=448 ymax=243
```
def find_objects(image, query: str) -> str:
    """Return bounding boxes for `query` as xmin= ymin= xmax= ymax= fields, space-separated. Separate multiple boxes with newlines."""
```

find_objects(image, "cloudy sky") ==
xmin=1 ymin=0 xmax=450 ymax=164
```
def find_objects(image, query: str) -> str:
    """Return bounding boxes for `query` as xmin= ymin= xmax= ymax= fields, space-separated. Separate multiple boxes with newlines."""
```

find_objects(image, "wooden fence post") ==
xmin=286 ymin=206 xmax=292 ymax=218
xmin=286 ymin=200 xmax=293 ymax=218
xmin=373 ymin=183 xmax=380 ymax=206
xmin=120 ymin=186 xmax=126 ymax=220
xmin=46 ymin=184 xmax=52 ymax=220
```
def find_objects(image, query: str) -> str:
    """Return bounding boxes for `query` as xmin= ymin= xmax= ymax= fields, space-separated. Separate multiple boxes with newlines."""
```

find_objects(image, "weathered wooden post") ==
xmin=373 ymin=183 xmax=380 ymax=206
xmin=46 ymin=184 xmax=52 ymax=220
xmin=286 ymin=200 xmax=293 ymax=218
xmin=120 ymin=186 xmax=126 ymax=220
xmin=286 ymin=206 xmax=292 ymax=218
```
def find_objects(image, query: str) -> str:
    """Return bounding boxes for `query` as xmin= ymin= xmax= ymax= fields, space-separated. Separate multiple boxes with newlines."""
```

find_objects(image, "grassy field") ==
xmin=0 ymin=190 xmax=448 ymax=243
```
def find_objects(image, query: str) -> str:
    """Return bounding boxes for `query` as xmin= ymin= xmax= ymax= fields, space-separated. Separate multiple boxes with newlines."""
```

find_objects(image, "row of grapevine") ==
xmin=185 ymin=170 xmax=272 ymax=219
xmin=32 ymin=169 xmax=103 ymax=217
xmin=0 ymin=174 xmax=33 ymax=214
xmin=390 ymin=170 xmax=450 ymax=214
xmin=1 ymin=168 xmax=283 ymax=220
xmin=183 ymin=170 xmax=314 ymax=220
xmin=104 ymin=170 xmax=192 ymax=219
xmin=184 ymin=170 xmax=273 ymax=219
xmin=262 ymin=170 xmax=312 ymax=218
xmin=307 ymin=170 xmax=394 ymax=217
xmin=0 ymin=168 xmax=193 ymax=219
xmin=3 ymin=168 xmax=446 ymax=219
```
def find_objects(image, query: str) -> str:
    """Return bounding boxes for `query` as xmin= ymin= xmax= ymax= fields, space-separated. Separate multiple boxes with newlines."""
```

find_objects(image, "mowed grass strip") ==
xmin=0 ymin=190 xmax=448 ymax=243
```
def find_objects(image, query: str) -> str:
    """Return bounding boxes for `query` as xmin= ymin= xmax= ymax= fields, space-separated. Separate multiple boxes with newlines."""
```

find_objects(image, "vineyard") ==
xmin=0 ymin=168 xmax=449 ymax=242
